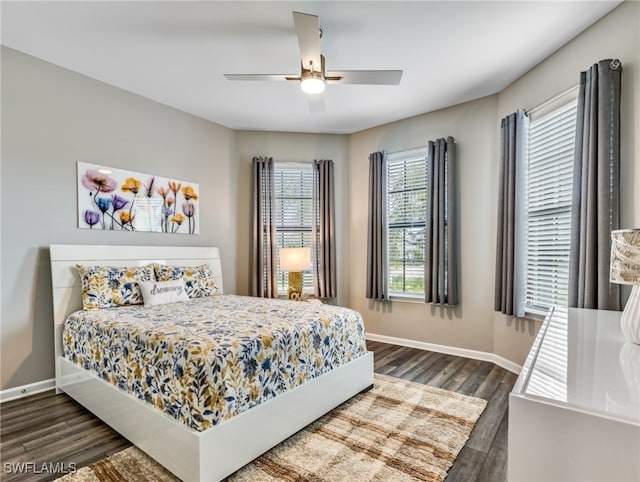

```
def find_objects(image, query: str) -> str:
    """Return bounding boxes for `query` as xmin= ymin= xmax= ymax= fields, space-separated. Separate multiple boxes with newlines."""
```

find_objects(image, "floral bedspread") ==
xmin=63 ymin=295 xmax=367 ymax=432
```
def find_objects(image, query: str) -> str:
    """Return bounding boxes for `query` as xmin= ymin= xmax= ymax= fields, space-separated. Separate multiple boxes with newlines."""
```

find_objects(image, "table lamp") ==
xmin=280 ymin=247 xmax=311 ymax=301
xmin=610 ymin=229 xmax=640 ymax=344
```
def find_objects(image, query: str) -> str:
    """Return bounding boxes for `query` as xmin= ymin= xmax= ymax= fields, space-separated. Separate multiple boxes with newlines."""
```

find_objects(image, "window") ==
xmin=525 ymin=90 xmax=578 ymax=315
xmin=274 ymin=163 xmax=314 ymax=294
xmin=386 ymin=148 xmax=427 ymax=298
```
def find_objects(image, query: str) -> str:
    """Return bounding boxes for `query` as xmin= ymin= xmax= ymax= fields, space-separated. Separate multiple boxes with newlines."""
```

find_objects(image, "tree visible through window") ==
xmin=386 ymin=149 xmax=427 ymax=297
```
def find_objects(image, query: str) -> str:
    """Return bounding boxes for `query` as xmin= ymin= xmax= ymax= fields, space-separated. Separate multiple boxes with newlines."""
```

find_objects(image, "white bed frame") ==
xmin=50 ymin=244 xmax=374 ymax=482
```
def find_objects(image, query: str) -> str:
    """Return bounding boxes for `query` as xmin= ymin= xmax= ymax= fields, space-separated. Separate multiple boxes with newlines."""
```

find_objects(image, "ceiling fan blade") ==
xmin=326 ymin=70 xmax=403 ymax=85
xmin=293 ymin=12 xmax=321 ymax=72
xmin=224 ymin=74 xmax=299 ymax=82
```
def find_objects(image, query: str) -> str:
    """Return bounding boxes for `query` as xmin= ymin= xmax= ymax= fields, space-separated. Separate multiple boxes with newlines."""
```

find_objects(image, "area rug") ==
xmin=57 ymin=374 xmax=487 ymax=482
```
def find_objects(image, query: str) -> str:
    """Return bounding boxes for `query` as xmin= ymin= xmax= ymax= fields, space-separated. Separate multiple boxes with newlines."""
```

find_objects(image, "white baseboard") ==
xmin=0 ymin=378 xmax=55 ymax=403
xmin=366 ymin=333 xmax=522 ymax=374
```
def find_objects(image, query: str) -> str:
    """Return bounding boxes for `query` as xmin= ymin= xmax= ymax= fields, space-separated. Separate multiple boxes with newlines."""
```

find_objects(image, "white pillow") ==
xmin=139 ymin=280 xmax=189 ymax=307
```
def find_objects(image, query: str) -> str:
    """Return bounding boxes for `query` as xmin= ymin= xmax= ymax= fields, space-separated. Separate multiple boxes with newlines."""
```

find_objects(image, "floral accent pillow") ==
xmin=76 ymin=264 xmax=155 ymax=310
xmin=153 ymin=264 xmax=219 ymax=298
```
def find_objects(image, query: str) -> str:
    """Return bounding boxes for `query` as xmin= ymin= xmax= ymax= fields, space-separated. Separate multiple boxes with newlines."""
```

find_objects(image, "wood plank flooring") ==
xmin=0 ymin=342 xmax=516 ymax=481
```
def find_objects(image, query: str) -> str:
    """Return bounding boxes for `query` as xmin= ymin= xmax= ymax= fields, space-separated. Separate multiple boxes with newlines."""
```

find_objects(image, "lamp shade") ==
xmin=610 ymin=229 xmax=640 ymax=285
xmin=611 ymin=229 xmax=640 ymax=344
xmin=280 ymin=247 xmax=311 ymax=272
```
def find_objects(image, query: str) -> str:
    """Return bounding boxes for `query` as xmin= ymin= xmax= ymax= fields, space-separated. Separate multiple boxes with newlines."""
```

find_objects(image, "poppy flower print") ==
xmin=78 ymin=162 xmax=199 ymax=234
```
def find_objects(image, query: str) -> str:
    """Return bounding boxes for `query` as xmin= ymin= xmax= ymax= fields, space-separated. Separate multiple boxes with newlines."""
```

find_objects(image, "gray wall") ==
xmin=2 ymin=1 xmax=638 ymax=390
xmin=348 ymin=96 xmax=500 ymax=355
xmin=234 ymin=131 xmax=350 ymax=305
xmin=493 ymin=0 xmax=639 ymax=363
xmin=1 ymin=47 xmax=237 ymax=389
xmin=347 ymin=0 xmax=639 ymax=365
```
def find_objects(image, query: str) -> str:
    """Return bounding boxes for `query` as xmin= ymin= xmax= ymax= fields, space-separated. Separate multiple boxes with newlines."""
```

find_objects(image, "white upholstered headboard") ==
xmin=49 ymin=244 xmax=223 ymax=375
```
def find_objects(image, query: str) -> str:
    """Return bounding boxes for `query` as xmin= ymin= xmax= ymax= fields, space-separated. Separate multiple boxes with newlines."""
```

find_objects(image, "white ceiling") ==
xmin=1 ymin=1 xmax=622 ymax=134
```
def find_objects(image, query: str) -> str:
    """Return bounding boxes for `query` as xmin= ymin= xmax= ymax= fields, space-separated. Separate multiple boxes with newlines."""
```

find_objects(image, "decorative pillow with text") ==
xmin=139 ymin=280 xmax=189 ymax=306
xmin=153 ymin=264 xmax=219 ymax=298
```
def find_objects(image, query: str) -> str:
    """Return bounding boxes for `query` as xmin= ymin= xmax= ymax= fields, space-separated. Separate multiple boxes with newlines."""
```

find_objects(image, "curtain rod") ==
xmin=273 ymin=160 xmax=313 ymax=163
xmin=250 ymin=159 xmax=314 ymax=167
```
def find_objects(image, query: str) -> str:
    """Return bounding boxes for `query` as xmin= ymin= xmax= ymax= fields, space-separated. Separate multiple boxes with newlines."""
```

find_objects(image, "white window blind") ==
xmin=274 ymin=164 xmax=314 ymax=294
xmin=386 ymin=148 xmax=427 ymax=297
xmin=525 ymin=96 xmax=577 ymax=315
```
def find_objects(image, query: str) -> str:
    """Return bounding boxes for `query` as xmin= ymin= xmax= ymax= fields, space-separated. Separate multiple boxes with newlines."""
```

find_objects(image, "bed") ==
xmin=50 ymin=244 xmax=374 ymax=481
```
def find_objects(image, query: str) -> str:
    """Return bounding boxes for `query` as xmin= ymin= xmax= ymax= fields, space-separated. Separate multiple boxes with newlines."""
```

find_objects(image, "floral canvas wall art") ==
xmin=77 ymin=162 xmax=200 ymax=234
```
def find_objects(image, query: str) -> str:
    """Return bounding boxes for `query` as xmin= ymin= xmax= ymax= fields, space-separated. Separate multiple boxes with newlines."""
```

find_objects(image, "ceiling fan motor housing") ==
xmin=300 ymin=55 xmax=326 ymax=94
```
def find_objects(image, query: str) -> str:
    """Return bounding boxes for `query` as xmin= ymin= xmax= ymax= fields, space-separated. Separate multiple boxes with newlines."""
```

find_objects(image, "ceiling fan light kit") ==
xmin=224 ymin=11 xmax=402 ymax=101
xmin=300 ymin=71 xmax=325 ymax=94
xmin=300 ymin=57 xmax=325 ymax=94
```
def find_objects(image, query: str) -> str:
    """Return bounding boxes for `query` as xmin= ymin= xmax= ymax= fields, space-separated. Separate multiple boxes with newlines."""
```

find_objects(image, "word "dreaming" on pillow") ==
xmin=139 ymin=280 xmax=190 ymax=306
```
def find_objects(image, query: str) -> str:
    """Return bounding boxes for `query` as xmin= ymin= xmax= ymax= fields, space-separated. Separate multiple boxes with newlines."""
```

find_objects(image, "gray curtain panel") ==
xmin=568 ymin=59 xmax=622 ymax=311
xmin=494 ymin=111 xmax=528 ymax=317
xmin=366 ymin=151 xmax=388 ymax=300
xmin=425 ymin=137 xmax=458 ymax=305
xmin=312 ymin=159 xmax=337 ymax=299
xmin=250 ymin=156 xmax=278 ymax=298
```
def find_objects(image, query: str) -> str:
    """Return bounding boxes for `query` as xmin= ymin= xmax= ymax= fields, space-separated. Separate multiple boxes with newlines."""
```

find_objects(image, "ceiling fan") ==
xmin=224 ymin=12 xmax=403 ymax=96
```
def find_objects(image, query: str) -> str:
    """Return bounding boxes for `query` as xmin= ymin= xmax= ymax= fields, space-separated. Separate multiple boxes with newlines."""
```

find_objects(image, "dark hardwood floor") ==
xmin=1 ymin=342 xmax=517 ymax=481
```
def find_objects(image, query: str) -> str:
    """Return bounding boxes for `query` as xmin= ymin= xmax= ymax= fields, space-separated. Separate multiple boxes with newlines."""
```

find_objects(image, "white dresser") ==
xmin=509 ymin=306 xmax=640 ymax=481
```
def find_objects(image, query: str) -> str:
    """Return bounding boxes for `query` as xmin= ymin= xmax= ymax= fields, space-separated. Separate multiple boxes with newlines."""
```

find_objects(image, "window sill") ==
xmin=388 ymin=295 xmax=424 ymax=304
xmin=523 ymin=311 xmax=547 ymax=323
